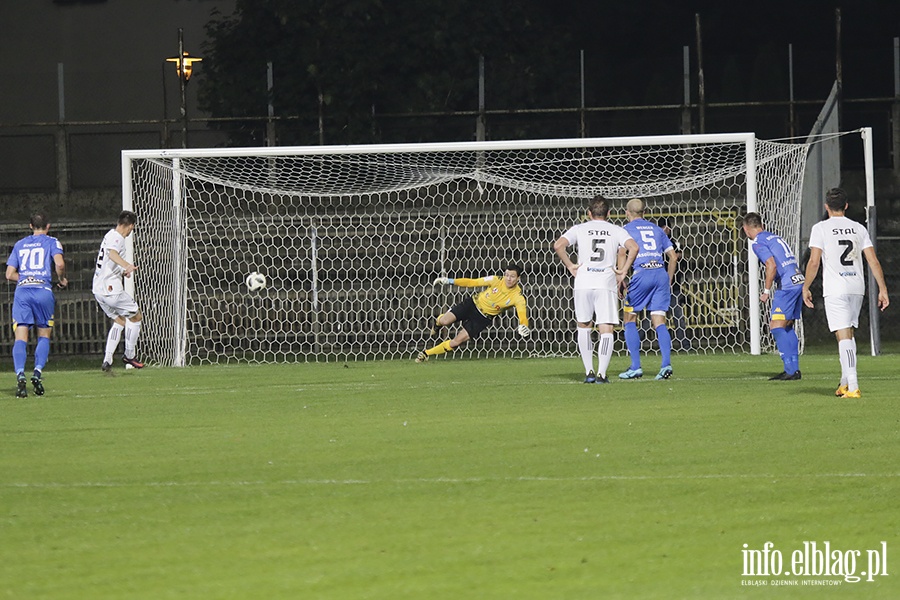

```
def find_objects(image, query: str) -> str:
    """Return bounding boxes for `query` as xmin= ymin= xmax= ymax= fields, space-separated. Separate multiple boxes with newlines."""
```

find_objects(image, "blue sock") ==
xmin=624 ymin=321 xmax=641 ymax=370
xmin=13 ymin=340 xmax=27 ymax=375
xmin=770 ymin=328 xmax=795 ymax=374
xmin=34 ymin=336 xmax=51 ymax=373
xmin=656 ymin=324 xmax=672 ymax=368
xmin=783 ymin=327 xmax=800 ymax=374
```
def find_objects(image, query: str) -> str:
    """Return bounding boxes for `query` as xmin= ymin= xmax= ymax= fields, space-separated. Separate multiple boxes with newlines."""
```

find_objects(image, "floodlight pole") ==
xmin=166 ymin=30 xmax=201 ymax=148
xmin=178 ymin=29 xmax=188 ymax=148
xmin=163 ymin=27 xmax=203 ymax=148
xmin=161 ymin=61 xmax=170 ymax=147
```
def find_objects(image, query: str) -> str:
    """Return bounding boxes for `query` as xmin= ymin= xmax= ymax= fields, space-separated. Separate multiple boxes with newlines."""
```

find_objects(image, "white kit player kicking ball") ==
xmin=93 ymin=210 xmax=145 ymax=371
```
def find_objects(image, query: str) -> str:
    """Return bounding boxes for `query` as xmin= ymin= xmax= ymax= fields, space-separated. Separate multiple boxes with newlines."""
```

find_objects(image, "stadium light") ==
xmin=165 ymin=52 xmax=203 ymax=82
xmin=165 ymin=28 xmax=202 ymax=148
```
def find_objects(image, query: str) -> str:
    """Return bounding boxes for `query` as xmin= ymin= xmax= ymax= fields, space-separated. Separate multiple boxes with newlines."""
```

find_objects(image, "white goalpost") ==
xmin=122 ymin=133 xmax=814 ymax=366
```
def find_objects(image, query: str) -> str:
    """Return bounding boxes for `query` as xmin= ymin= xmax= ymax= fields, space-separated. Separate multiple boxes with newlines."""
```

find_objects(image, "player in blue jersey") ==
xmin=5 ymin=213 xmax=68 ymax=398
xmin=618 ymin=199 xmax=678 ymax=381
xmin=741 ymin=212 xmax=804 ymax=380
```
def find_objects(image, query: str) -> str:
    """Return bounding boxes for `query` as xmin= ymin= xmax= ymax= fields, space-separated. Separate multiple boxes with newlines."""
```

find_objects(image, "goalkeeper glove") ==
xmin=433 ymin=277 xmax=454 ymax=286
xmin=517 ymin=325 xmax=531 ymax=338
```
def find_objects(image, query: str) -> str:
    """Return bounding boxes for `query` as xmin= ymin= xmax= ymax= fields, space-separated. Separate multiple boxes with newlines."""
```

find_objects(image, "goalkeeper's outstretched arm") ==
xmin=433 ymin=276 xmax=496 ymax=288
xmin=514 ymin=296 xmax=530 ymax=337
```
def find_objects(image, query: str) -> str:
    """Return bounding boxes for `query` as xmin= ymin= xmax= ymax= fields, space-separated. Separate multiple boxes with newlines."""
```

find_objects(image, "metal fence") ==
xmin=1 ymin=96 xmax=899 ymax=195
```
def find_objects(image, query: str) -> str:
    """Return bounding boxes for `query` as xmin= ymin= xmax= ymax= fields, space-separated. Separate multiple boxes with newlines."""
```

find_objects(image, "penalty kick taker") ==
xmin=416 ymin=263 xmax=530 ymax=362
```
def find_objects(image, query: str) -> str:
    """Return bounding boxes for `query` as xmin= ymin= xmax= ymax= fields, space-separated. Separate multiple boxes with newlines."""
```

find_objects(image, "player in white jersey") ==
xmin=93 ymin=210 xmax=145 ymax=371
xmin=802 ymin=188 xmax=889 ymax=398
xmin=554 ymin=196 xmax=638 ymax=383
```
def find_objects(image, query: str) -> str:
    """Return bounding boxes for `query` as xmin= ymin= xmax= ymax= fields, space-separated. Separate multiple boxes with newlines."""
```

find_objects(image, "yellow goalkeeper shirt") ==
xmin=454 ymin=276 xmax=529 ymax=327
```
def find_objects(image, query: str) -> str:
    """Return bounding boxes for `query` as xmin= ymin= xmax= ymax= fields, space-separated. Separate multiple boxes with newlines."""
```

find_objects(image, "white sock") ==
xmin=597 ymin=333 xmax=614 ymax=379
xmin=577 ymin=327 xmax=594 ymax=374
xmin=124 ymin=320 xmax=142 ymax=359
xmin=104 ymin=323 xmax=124 ymax=363
xmin=839 ymin=338 xmax=858 ymax=391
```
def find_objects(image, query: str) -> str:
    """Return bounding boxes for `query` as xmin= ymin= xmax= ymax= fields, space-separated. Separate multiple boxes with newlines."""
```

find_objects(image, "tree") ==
xmin=199 ymin=0 xmax=575 ymax=145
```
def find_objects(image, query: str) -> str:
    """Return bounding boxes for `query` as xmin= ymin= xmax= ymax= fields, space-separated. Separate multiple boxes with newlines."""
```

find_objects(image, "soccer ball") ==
xmin=245 ymin=272 xmax=267 ymax=292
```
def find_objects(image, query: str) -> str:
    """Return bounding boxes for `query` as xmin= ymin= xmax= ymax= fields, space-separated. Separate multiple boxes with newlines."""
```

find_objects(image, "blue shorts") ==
xmin=771 ymin=287 xmax=803 ymax=322
xmin=12 ymin=287 xmax=56 ymax=329
xmin=624 ymin=269 xmax=671 ymax=314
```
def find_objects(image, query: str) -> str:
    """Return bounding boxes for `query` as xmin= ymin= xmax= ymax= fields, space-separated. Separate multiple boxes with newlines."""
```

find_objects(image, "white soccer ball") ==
xmin=245 ymin=271 xmax=267 ymax=292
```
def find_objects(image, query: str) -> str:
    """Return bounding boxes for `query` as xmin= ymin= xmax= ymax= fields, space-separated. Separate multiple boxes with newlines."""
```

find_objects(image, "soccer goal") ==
xmin=123 ymin=133 xmax=812 ymax=366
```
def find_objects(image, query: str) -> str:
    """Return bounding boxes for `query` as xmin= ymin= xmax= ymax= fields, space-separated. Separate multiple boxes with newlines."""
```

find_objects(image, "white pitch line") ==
xmin=3 ymin=472 xmax=898 ymax=489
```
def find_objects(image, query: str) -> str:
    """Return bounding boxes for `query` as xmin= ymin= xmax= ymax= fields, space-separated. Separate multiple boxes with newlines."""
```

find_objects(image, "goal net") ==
xmin=123 ymin=134 xmax=811 ymax=366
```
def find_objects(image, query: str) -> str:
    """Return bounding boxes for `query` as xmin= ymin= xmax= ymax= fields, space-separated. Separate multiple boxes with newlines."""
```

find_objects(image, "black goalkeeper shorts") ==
xmin=450 ymin=296 xmax=493 ymax=339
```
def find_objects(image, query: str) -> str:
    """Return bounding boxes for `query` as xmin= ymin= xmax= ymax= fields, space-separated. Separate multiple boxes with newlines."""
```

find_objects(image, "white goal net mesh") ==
xmin=125 ymin=136 xmax=810 ymax=365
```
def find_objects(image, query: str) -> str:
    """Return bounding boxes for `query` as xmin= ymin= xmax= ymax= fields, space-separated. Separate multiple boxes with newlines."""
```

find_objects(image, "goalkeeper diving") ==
xmin=415 ymin=263 xmax=530 ymax=362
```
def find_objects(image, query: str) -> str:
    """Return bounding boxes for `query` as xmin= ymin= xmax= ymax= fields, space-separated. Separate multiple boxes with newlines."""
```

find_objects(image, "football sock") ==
xmin=105 ymin=322 xmax=124 ymax=363
xmin=839 ymin=338 xmax=858 ymax=391
xmin=623 ymin=321 xmax=641 ymax=370
xmin=848 ymin=337 xmax=859 ymax=391
xmin=577 ymin=327 xmax=594 ymax=375
xmin=783 ymin=327 xmax=800 ymax=374
xmin=34 ymin=336 xmax=51 ymax=372
xmin=425 ymin=340 xmax=455 ymax=357
xmin=597 ymin=333 xmax=614 ymax=379
xmin=770 ymin=327 xmax=793 ymax=373
xmin=655 ymin=324 xmax=672 ymax=368
xmin=124 ymin=320 xmax=142 ymax=359
xmin=13 ymin=340 xmax=27 ymax=374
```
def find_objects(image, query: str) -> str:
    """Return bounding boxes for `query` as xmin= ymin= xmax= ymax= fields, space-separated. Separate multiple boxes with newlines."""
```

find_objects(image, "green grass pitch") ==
xmin=1 ymin=351 xmax=898 ymax=598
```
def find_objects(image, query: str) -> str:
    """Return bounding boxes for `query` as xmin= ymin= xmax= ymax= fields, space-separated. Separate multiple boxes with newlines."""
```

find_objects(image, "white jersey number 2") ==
xmin=838 ymin=240 xmax=854 ymax=266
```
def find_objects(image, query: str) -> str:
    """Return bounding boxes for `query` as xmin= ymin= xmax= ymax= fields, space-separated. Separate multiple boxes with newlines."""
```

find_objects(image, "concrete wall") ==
xmin=0 ymin=0 xmax=235 ymax=124
xmin=0 ymin=0 xmax=235 ymax=224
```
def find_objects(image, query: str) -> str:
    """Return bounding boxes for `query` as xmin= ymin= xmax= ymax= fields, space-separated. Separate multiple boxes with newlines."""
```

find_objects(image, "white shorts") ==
xmin=824 ymin=294 xmax=863 ymax=332
xmin=574 ymin=289 xmax=620 ymax=325
xmin=94 ymin=292 xmax=140 ymax=320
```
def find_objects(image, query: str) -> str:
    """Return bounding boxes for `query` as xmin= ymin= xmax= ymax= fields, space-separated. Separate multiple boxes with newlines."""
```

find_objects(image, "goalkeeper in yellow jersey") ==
xmin=415 ymin=263 xmax=530 ymax=362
